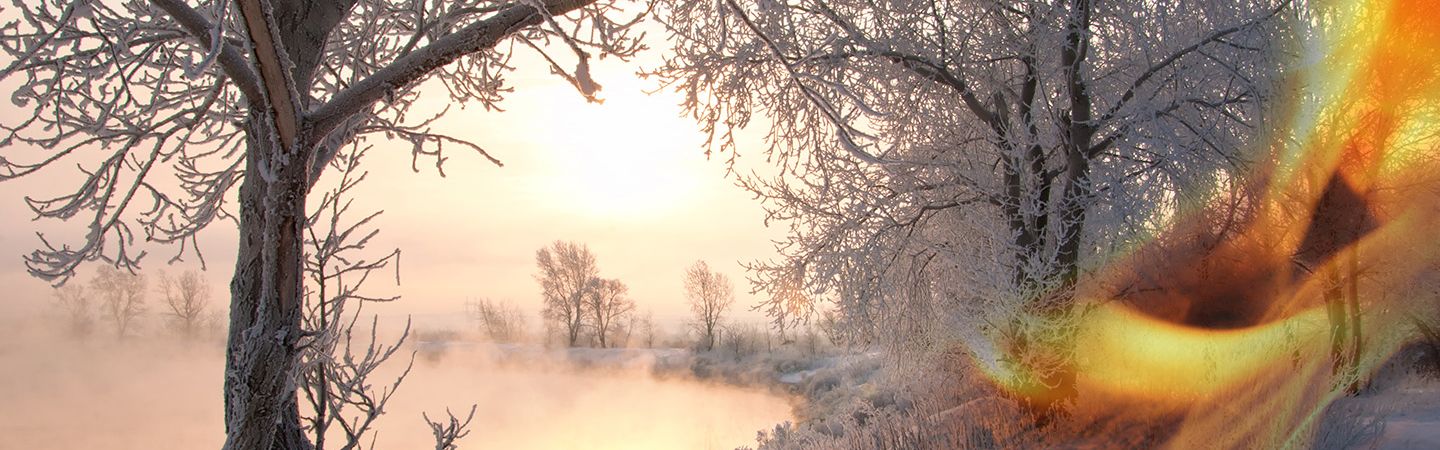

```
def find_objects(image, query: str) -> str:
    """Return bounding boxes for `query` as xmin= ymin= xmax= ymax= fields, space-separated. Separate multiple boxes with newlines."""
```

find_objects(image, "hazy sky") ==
xmin=0 ymin=37 xmax=783 ymax=330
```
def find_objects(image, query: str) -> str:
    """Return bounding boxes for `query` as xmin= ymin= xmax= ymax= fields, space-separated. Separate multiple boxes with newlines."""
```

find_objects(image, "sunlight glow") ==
xmin=532 ymin=77 xmax=705 ymax=220
xmin=1077 ymin=303 xmax=1326 ymax=403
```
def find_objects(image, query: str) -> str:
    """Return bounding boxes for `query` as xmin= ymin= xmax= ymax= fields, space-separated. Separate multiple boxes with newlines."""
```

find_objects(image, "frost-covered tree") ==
xmin=159 ymin=269 xmax=211 ymax=339
xmin=297 ymin=142 xmax=421 ymax=450
xmin=0 ymin=1 xmax=644 ymax=448
xmin=655 ymin=0 xmax=1295 ymax=410
xmin=584 ymin=277 xmax=634 ymax=348
xmin=467 ymin=297 xmax=527 ymax=343
xmin=637 ymin=309 xmax=656 ymax=348
xmin=536 ymin=240 xmax=600 ymax=347
xmin=91 ymin=265 xmax=147 ymax=338
xmin=684 ymin=260 xmax=734 ymax=351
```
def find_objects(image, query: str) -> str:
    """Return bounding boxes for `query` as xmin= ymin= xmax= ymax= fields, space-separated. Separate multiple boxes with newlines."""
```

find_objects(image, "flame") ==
xmin=973 ymin=0 xmax=1440 ymax=447
xmin=1078 ymin=305 xmax=1327 ymax=403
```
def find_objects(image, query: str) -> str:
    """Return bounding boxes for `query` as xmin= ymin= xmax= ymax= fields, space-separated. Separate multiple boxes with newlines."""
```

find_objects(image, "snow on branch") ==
xmin=1 ymin=0 xmax=644 ymax=283
xmin=424 ymin=406 xmax=478 ymax=450
xmin=307 ymin=0 xmax=600 ymax=143
xmin=655 ymin=0 xmax=1293 ymax=350
xmin=150 ymin=0 xmax=263 ymax=102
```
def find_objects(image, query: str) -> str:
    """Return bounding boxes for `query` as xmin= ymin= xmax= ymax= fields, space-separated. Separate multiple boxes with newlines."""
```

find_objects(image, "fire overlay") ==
xmin=977 ymin=0 xmax=1440 ymax=447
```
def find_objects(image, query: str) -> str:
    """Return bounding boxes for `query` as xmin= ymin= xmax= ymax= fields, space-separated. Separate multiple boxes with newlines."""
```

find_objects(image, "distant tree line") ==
xmin=51 ymin=267 xmax=214 ymax=340
xmin=535 ymin=240 xmax=638 ymax=348
xmin=467 ymin=298 xmax=527 ymax=343
xmin=533 ymin=240 xmax=749 ymax=351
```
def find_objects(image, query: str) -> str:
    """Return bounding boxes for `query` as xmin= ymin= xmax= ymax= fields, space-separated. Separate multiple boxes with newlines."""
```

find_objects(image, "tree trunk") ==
xmin=1325 ymin=247 xmax=1365 ymax=392
xmin=1008 ymin=0 xmax=1095 ymax=421
xmin=224 ymin=114 xmax=312 ymax=450
xmin=568 ymin=298 xmax=583 ymax=347
xmin=1347 ymin=248 xmax=1363 ymax=384
xmin=1057 ymin=0 xmax=1094 ymax=293
xmin=1324 ymin=266 xmax=1349 ymax=372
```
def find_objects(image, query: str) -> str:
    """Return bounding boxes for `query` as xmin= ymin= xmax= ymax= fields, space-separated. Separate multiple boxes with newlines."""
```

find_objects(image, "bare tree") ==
xmin=51 ymin=282 xmax=94 ymax=338
xmin=0 ymin=1 xmax=644 ymax=447
xmin=637 ymin=310 xmax=656 ymax=348
xmin=467 ymin=298 xmax=527 ymax=343
xmin=91 ymin=265 xmax=147 ymax=339
xmin=536 ymin=240 xmax=600 ymax=347
xmin=585 ymin=278 xmax=635 ymax=348
xmin=425 ymin=406 xmax=478 ymax=450
xmin=685 ymin=260 xmax=734 ymax=351
xmin=655 ymin=0 xmax=1295 ymax=411
xmin=158 ymin=270 xmax=211 ymax=339
xmin=297 ymin=142 xmax=449 ymax=450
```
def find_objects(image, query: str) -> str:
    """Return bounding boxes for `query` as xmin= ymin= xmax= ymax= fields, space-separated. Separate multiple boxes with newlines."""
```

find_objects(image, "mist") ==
xmin=0 ymin=320 xmax=793 ymax=450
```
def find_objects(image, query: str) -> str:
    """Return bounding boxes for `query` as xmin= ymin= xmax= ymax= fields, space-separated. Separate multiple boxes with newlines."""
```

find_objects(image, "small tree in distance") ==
xmin=159 ymin=270 xmax=211 ymax=340
xmin=685 ymin=260 xmax=735 ymax=351
xmin=91 ymin=265 xmax=146 ymax=339
xmin=586 ymin=278 xmax=635 ymax=348
xmin=536 ymin=241 xmax=600 ymax=347
xmin=642 ymin=311 xmax=658 ymax=348
xmin=468 ymin=298 xmax=528 ymax=343
xmin=52 ymin=283 xmax=94 ymax=338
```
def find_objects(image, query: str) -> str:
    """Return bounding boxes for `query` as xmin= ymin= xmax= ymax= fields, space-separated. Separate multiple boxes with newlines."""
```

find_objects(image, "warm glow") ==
xmin=1077 ymin=303 xmax=1327 ymax=403
xmin=531 ymin=77 xmax=705 ymax=220
xmin=973 ymin=0 xmax=1440 ymax=446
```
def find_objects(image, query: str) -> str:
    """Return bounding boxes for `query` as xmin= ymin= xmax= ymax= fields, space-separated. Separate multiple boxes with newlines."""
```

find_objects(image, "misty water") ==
xmin=0 ymin=328 xmax=793 ymax=450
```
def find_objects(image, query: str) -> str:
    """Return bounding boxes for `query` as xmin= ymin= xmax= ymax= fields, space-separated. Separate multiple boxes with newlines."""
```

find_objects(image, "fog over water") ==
xmin=0 ymin=323 xmax=794 ymax=450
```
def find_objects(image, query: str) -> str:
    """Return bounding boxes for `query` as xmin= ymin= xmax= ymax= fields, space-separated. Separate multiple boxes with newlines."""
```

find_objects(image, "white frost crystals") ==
xmin=0 ymin=0 xmax=648 ymax=449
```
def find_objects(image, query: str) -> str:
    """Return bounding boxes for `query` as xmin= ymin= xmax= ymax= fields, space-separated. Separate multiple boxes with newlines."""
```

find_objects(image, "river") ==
xmin=0 ymin=335 xmax=793 ymax=450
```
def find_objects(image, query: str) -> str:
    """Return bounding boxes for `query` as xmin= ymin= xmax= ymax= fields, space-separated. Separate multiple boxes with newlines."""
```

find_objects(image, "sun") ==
xmin=533 ymin=76 xmax=706 ymax=220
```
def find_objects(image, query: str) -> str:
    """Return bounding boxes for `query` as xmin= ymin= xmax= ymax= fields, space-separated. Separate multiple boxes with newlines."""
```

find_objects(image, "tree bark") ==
xmin=224 ymin=113 xmax=312 ymax=450
xmin=1057 ymin=0 xmax=1094 ymax=293
xmin=211 ymin=1 xmax=602 ymax=446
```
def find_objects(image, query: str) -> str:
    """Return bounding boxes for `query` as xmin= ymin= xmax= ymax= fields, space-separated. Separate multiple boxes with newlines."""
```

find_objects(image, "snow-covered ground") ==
xmin=1325 ymin=369 xmax=1440 ymax=450
xmin=1370 ymin=386 xmax=1440 ymax=449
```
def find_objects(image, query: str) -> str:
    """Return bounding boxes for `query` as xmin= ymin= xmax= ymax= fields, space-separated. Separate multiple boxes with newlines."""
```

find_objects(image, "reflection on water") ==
xmin=0 ymin=333 xmax=793 ymax=450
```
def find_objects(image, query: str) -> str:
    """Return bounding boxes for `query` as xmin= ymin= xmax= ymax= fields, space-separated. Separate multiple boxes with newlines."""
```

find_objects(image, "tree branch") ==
xmin=150 ymin=0 xmax=264 ymax=103
xmin=1095 ymin=0 xmax=1289 ymax=126
xmin=235 ymin=0 xmax=302 ymax=150
xmin=306 ymin=0 xmax=596 ymax=149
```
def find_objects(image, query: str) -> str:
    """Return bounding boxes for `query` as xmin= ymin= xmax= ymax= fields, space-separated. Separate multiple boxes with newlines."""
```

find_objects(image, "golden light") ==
xmin=974 ymin=0 xmax=1440 ymax=446
xmin=1077 ymin=304 xmax=1328 ymax=403
xmin=532 ymin=75 xmax=705 ymax=220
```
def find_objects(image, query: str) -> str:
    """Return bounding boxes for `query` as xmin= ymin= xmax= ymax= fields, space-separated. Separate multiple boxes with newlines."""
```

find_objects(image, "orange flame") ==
xmin=976 ymin=0 xmax=1440 ymax=447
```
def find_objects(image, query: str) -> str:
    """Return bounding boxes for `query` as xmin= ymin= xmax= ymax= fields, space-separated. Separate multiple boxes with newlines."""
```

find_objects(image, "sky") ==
xmin=0 ymin=34 xmax=784 ymax=332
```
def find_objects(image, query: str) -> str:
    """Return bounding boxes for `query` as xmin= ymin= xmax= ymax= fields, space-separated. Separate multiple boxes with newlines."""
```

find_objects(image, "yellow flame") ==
xmin=974 ymin=0 xmax=1440 ymax=447
xmin=1077 ymin=303 xmax=1327 ymax=404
